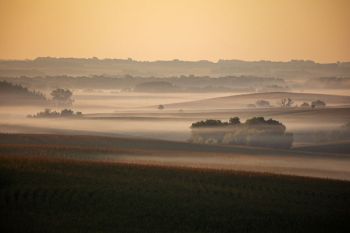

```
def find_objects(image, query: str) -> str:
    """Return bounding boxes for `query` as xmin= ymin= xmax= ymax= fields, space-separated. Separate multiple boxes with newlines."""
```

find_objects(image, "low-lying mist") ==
xmin=1 ymin=91 xmax=350 ymax=146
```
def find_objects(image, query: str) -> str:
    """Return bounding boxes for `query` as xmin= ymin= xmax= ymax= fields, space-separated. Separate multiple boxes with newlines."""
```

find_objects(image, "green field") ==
xmin=1 ymin=145 xmax=350 ymax=233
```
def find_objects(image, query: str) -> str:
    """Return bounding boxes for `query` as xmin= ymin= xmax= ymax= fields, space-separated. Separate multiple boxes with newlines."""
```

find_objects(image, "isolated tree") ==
xmin=51 ymin=88 xmax=74 ymax=107
xmin=255 ymin=100 xmax=270 ymax=107
xmin=280 ymin=97 xmax=294 ymax=107
xmin=311 ymin=100 xmax=326 ymax=108
xmin=158 ymin=104 xmax=164 ymax=110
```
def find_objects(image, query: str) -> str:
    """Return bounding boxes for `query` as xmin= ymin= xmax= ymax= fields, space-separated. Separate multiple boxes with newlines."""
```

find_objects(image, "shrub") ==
xmin=311 ymin=100 xmax=326 ymax=108
xmin=256 ymin=100 xmax=271 ymax=107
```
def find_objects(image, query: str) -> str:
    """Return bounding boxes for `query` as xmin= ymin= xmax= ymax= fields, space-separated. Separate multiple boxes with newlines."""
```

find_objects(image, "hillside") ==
xmin=0 ymin=81 xmax=48 ymax=106
xmin=164 ymin=92 xmax=350 ymax=109
xmin=294 ymin=140 xmax=350 ymax=155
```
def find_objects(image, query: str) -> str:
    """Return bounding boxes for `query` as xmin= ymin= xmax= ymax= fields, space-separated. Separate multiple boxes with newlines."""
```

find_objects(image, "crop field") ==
xmin=1 ymin=148 xmax=350 ymax=233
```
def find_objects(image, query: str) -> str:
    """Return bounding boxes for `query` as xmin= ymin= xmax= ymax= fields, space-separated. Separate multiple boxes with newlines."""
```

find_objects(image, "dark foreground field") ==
xmin=1 ymin=152 xmax=350 ymax=233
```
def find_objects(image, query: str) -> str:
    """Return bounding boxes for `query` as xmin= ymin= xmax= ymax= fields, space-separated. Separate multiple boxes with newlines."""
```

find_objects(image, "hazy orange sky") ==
xmin=0 ymin=0 xmax=349 ymax=62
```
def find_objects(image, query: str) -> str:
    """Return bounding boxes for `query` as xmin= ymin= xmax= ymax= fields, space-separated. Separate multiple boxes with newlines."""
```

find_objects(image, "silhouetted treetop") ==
xmin=229 ymin=117 xmax=241 ymax=125
xmin=191 ymin=119 xmax=227 ymax=128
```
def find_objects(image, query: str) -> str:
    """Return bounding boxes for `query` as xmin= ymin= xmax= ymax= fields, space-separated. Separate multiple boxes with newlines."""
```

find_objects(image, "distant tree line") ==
xmin=249 ymin=98 xmax=326 ymax=109
xmin=0 ymin=75 xmax=286 ymax=93
xmin=190 ymin=117 xmax=293 ymax=149
xmin=1 ymin=57 xmax=349 ymax=80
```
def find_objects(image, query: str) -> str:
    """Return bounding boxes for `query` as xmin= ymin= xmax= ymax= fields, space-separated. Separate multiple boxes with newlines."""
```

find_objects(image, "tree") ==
xmin=311 ymin=100 xmax=326 ymax=108
xmin=256 ymin=100 xmax=270 ymax=107
xmin=229 ymin=117 xmax=241 ymax=125
xmin=51 ymin=88 xmax=74 ymax=107
xmin=191 ymin=119 xmax=226 ymax=128
xmin=60 ymin=109 xmax=74 ymax=117
xmin=280 ymin=97 xmax=294 ymax=107
xmin=158 ymin=105 xmax=164 ymax=110
xmin=300 ymin=102 xmax=310 ymax=108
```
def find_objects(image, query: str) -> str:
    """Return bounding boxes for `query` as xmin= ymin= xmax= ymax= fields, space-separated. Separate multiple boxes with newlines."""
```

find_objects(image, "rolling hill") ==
xmin=163 ymin=92 xmax=350 ymax=109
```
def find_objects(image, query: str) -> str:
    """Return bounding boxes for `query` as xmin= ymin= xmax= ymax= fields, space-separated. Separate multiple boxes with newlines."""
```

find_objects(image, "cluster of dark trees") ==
xmin=300 ymin=100 xmax=326 ymax=108
xmin=27 ymin=109 xmax=82 ymax=118
xmin=0 ymin=81 xmax=47 ymax=105
xmin=190 ymin=117 xmax=293 ymax=149
xmin=252 ymin=98 xmax=295 ymax=108
xmin=250 ymin=98 xmax=326 ymax=108
xmin=0 ymin=80 xmax=75 ymax=107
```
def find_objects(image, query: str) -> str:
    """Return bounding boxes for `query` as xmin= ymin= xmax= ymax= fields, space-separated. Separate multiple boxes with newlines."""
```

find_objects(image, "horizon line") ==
xmin=0 ymin=56 xmax=349 ymax=64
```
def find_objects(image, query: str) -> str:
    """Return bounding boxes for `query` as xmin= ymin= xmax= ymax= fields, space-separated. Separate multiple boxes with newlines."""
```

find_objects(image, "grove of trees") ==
xmin=0 ymin=81 xmax=47 ymax=105
xmin=190 ymin=117 xmax=293 ymax=149
xmin=28 ymin=109 xmax=82 ymax=118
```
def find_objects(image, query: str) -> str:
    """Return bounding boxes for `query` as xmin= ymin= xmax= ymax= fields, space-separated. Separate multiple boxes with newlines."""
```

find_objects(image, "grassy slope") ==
xmin=1 ymin=154 xmax=350 ymax=233
xmin=163 ymin=92 xmax=350 ymax=109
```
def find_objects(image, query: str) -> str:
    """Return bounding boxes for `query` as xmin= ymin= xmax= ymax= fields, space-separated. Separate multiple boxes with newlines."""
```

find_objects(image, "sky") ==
xmin=0 ymin=0 xmax=349 ymax=62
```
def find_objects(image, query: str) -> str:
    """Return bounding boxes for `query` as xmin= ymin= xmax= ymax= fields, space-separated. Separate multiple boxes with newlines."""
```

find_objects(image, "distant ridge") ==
xmin=1 ymin=57 xmax=349 ymax=78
